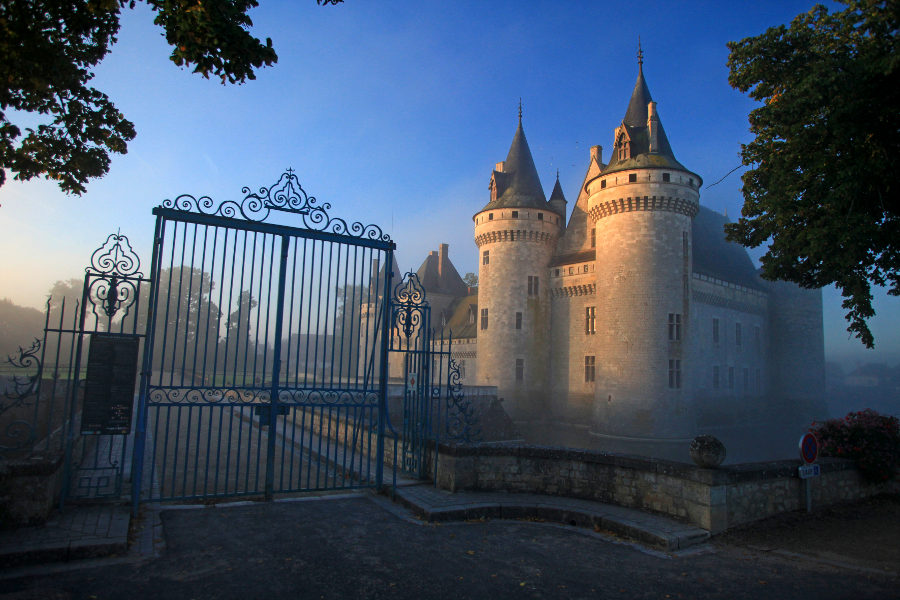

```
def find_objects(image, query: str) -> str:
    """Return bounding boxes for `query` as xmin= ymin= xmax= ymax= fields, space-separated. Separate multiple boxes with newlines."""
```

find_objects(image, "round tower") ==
xmin=586 ymin=60 xmax=701 ymax=439
xmin=473 ymin=113 xmax=562 ymax=422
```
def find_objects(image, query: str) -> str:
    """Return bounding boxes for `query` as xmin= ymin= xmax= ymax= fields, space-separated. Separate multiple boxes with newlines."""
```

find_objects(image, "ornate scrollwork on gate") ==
xmin=391 ymin=272 xmax=429 ymax=343
xmin=87 ymin=233 xmax=143 ymax=321
xmin=1 ymin=339 xmax=42 ymax=452
xmin=438 ymin=356 xmax=481 ymax=444
xmin=161 ymin=169 xmax=391 ymax=242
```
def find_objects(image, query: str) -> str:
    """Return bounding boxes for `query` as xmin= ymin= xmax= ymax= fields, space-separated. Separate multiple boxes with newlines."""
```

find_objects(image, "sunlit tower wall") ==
xmin=473 ymin=115 xmax=563 ymax=421
xmin=585 ymin=63 xmax=701 ymax=439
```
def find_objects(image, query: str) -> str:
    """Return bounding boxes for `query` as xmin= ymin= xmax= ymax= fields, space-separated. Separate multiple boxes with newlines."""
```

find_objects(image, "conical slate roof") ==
xmin=479 ymin=118 xmax=548 ymax=212
xmin=623 ymin=66 xmax=653 ymax=128
xmin=602 ymin=65 xmax=690 ymax=176
xmin=549 ymin=173 xmax=567 ymax=204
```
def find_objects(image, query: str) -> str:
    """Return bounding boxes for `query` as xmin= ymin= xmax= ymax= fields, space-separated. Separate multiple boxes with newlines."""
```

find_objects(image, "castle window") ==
xmin=735 ymin=323 xmax=742 ymax=347
xmin=668 ymin=313 xmax=682 ymax=341
xmin=668 ymin=359 xmax=681 ymax=389
xmin=743 ymin=368 xmax=749 ymax=390
xmin=713 ymin=366 xmax=720 ymax=389
xmin=489 ymin=213 xmax=494 ymax=221
xmin=628 ymin=173 xmax=637 ymax=183
xmin=601 ymin=179 xmax=607 ymax=189
xmin=689 ymin=178 xmax=694 ymax=186
xmin=712 ymin=318 xmax=720 ymax=344
xmin=585 ymin=356 xmax=596 ymax=382
xmin=515 ymin=312 xmax=522 ymax=330
xmin=663 ymin=172 xmax=670 ymax=182
xmin=728 ymin=367 xmax=735 ymax=389
xmin=512 ymin=210 xmax=518 ymax=219
xmin=569 ymin=267 xmax=574 ymax=275
xmin=585 ymin=306 xmax=596 ymax=335
xmin=482 ymin=250 xmax=489 ymax=265
xmin=480 ymin=308 xmax=488 ymax=330
xmin=583 ymin=264 xmax=589 ymax=273
xmin=537 ymin=212 xmax=544 ymax=221
xmin=555 ymin=269 xmax=560 ymax=277
xmin=467 ymin=305 xmax=476 ymax=325
xmin=527 ymin=276 xmax=539 ymax=296
xmin=515 ymin=359 xmax=524 ymax=382
xmin=591 ymin=228 xmax=596 ymax=248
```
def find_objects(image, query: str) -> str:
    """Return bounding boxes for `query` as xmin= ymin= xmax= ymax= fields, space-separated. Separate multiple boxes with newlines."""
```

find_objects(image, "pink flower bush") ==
xmin=811 ymin=409 xmax=899 ymax=482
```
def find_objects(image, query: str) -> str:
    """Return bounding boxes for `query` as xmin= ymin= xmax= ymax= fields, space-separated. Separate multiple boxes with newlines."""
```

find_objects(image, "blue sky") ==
xmin=1 ymin=0 xmax=897 ymax=366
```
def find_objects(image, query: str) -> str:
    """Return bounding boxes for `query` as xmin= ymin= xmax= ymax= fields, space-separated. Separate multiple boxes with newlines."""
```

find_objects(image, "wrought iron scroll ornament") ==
xmin=1 ymin=339 xmax=42 ymax=451
xmin=87 ymin=232 xmax=143 ymax=320
xmin=393 ymin=272 xmax=427 ymax=341
xmin=440 ymin=356 xmax=481 ymax=444
xmin=161 ymin=169 xmax=392 ymax=242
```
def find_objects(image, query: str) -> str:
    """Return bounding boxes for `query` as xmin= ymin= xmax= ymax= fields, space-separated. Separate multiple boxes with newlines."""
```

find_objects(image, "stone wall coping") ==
xmin=433 ymin=442 xmax=858 ymax=485
xmin=0 ymin=453 xmax=65 ymax=478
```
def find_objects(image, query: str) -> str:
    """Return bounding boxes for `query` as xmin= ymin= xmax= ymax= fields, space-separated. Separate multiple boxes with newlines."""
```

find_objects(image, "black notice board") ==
xmin=81 ymin=333 xmax=140 ymax=435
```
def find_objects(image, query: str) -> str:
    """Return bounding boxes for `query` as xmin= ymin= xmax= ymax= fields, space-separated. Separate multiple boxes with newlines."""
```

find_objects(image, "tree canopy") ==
xmin=725 ymin=0 xmax=899 ymax=348
xmin=0 ymin=0 xmax=341 ymax=195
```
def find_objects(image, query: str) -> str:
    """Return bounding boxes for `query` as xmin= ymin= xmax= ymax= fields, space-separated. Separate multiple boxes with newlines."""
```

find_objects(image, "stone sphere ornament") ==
xmin=690 ymin=435 xmax=726 ymax=468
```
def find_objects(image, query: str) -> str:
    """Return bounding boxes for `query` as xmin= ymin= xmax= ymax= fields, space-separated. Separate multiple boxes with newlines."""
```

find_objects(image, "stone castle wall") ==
xmin=585 ymin=167 xmax=699 ymax=438
xmin=474 ymin=207 xmax=560 ymax=420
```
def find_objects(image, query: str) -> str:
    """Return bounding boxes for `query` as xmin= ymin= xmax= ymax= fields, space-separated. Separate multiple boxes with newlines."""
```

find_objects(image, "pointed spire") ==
xmin=518 ymin=98 xmax=523 ymax=124
xmin=549 ymin=174 xmax=566 ymax=203
xmin=624 ymin=58 xmax=653 ymax=127
xmin=637 ymin=37 xmax=644 ymax=72
xmin=480 ymin=111 xmax=548 ymax=211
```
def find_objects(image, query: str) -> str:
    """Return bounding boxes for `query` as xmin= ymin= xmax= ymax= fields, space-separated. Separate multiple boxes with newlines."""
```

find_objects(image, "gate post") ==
xmin=265 ymin=235 xmax=290 ymax=500
xmin=375 ymin=247 xmax=395 ymax=490
xmin=132 ymin=216 xmax=165 ymax=514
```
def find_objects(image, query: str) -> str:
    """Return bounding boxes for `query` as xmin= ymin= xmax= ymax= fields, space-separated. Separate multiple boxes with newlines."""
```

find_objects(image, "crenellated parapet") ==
xmin=587 ymin=195 xmax=699 ymax=222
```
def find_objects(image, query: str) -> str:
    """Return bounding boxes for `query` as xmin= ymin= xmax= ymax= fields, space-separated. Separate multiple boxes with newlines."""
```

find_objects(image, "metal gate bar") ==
xmin=131 ymin=171 xmax=395 ymax=506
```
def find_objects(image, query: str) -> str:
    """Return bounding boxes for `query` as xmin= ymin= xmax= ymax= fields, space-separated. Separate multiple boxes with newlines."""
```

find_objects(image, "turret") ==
xmin=548 ymin=171 xmax=568 ymax=228
xmin=473 ymin=111 xmax=562 ymax=421
xmin=584 ymin=56 xmax=702 ymax=439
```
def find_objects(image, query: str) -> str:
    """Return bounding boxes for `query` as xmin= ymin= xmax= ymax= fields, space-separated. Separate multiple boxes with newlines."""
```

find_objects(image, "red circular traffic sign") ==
xmin=799 ymin=433 xmax=819 ymax=464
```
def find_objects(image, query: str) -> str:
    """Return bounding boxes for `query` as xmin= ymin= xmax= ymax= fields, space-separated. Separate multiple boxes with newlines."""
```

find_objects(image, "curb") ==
xmin=392 ymin=487 xmax=709 ymax=552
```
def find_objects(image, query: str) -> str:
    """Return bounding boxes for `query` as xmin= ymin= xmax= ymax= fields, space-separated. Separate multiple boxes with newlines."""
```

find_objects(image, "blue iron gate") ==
xmin=0 ymin=233 xmax=149 ymax=505
xmin=131 ymin=170 xmax=395 ymax=504
xmin=386 ymin=272 xmax=481 ymax=483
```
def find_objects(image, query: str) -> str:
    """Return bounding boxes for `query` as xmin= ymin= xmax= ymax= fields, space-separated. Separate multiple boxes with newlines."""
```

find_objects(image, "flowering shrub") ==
xmin=811 ymin=410 xmax=900 ymax=482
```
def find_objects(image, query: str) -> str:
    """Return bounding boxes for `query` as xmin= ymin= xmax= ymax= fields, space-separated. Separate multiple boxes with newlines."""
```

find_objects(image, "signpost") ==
xmin=797 ymin=433 xmax=820 ymax=512
xmin=81 ymin=333 xmax=139 ymax=435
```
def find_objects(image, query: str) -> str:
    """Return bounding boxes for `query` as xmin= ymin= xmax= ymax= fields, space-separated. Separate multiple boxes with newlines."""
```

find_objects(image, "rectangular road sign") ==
xmin=798 ymin=464 xmax=821 ymax=479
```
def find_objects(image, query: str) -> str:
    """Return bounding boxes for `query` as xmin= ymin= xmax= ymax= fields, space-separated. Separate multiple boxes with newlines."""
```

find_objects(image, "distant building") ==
xmin=393 ymin=59 xmax=826 ymax=443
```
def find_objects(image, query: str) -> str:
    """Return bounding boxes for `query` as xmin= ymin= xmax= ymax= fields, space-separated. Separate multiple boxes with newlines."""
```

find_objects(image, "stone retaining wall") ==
xmin=426 ymin=444 xmax=898 ymax=533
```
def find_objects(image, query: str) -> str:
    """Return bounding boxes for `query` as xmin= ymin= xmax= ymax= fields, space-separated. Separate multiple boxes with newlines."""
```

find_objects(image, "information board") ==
xmin=81 ymin=333 xmax=140 ymax=435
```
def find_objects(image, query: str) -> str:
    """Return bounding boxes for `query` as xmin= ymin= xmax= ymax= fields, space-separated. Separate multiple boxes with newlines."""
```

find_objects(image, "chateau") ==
xmin=406 ymin=60 xmax=825 ymax=445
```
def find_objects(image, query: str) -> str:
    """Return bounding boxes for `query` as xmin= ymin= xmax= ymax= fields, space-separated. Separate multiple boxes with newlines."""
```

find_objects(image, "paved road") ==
xmin=0 ymin=495 xmax=895 ymax=600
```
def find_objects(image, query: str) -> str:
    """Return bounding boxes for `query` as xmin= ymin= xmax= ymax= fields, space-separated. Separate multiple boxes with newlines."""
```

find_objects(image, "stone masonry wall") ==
xmin=430 ymin=444 xmax=899 ymax=534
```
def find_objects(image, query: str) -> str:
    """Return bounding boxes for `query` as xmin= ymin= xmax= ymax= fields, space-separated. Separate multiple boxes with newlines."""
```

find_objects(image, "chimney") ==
xmin=495 ymin=161 xmax=505 ymax=173
xmin=647 ymin=101 xmax=659 ymax=153
xmin=438 ymin=243 xmax=449 ymax=278
xmin=590 ymin=145 xmax=602 ymax=165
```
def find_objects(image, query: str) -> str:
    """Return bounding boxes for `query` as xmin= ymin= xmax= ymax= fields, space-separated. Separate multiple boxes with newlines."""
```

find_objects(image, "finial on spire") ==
xmin=637 ymin=37 xmax=644 ymax=71
xmin=518 ymin=98 xmax=523 ymax=123
xmin=556 ymin=168 xmax=560 ymax=181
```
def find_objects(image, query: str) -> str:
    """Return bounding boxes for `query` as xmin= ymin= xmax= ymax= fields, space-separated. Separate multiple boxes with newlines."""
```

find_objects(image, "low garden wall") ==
xmin=424 ymin=443 xmax=898 ymax=534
